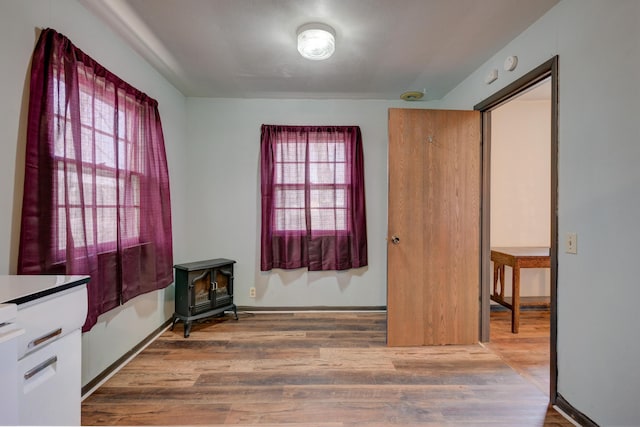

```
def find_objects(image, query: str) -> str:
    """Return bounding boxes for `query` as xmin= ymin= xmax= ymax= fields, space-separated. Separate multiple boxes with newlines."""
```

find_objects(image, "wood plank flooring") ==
xmin=486 ymin=309 xmax=553 ymax=396
xmin=82 ymin=311 xmax=573 ymax=426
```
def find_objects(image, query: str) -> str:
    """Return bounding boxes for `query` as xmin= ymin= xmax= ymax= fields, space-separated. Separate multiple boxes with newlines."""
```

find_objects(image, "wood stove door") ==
xmin=213 ymin=266 xmax=233 ymax=307
xmin=189 ymin=269 xmax=215 ymax=315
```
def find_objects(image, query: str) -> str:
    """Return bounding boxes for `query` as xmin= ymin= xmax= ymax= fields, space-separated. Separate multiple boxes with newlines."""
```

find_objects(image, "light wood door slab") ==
xmin=387 ymin=108 xmax=481 ymax=346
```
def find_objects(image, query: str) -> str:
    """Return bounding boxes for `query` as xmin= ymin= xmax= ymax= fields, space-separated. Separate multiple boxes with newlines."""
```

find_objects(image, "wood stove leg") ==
xmin=170 ymin=316 xmax=180 ymax=331
xmin=184 ymin=321 xmax=192 ymax=338
xmin=232 ymin=304 xmax=238 ymax=320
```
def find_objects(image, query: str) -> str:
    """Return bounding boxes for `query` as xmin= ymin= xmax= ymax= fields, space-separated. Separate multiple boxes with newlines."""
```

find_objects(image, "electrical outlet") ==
xmin=249 ymin=287 xmax=256 ymax=298
xmin=566 ymin=232 xmax=577 ymax=254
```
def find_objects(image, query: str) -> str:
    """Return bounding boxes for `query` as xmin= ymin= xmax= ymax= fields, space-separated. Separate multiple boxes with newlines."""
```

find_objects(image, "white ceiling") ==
xmin=81 ymin=0 xmax=559 ymax=100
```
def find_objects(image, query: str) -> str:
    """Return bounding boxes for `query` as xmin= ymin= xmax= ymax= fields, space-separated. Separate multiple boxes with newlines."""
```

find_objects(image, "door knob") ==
xmin=391 ymin=235 xmax=400 ymax=245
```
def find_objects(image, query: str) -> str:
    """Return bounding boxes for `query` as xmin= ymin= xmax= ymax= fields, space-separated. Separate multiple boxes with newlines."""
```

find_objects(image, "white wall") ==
xmin=185 ymin=98 xmax=426 ymax=309
xmin=441 ymin=0 xmax=640 ymax=424
xmin=0 ymin=0 xmax=188 ymax=387
xmin=491 ymin=98 xmax=551 ymax=297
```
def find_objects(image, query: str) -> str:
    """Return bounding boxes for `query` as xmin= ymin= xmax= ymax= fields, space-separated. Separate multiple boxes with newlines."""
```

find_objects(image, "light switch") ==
xmin=565 ymin=232 xmax=577 ymax=254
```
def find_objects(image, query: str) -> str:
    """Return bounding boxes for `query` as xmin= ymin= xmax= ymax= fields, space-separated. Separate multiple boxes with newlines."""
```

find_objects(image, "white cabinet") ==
xmin=15 ymin=285 xmax=88 ymax=359
xmin=0 ymin=276 xmax=88 ymax=426
xmin=0 ymin=303 xmax=23 ymax=425
xmin=17 ymin=329 xmax=82 ymax=425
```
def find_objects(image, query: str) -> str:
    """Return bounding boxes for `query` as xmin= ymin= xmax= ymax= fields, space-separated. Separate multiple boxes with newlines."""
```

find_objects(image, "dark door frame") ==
xmin=474 ymin=55 xmax=559 ymax=402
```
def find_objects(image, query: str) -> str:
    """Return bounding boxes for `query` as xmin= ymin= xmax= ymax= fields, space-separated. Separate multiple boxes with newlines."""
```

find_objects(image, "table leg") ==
xmin=493 ymin=262 xmax=506 ymax=300
xmin=511 ymin=265 xmax=520 ymax=333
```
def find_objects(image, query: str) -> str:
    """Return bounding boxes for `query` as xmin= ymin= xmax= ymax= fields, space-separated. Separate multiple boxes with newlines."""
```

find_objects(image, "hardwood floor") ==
xmin=82 ymin=311 xmax=573 ymax=426
xmin=486 ymin=309 xmax=553 ymax=396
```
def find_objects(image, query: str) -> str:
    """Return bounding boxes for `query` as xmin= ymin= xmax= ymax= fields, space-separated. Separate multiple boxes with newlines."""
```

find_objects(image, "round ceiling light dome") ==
xmin=297 ymin=23 xmax=335 ymax=60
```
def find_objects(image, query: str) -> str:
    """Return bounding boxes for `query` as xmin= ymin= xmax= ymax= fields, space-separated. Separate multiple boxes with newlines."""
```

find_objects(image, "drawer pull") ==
xmin=24 ymin=356 xmax=57 ymax=380
xmin=28 ymin=328 xmax=62 ymax=348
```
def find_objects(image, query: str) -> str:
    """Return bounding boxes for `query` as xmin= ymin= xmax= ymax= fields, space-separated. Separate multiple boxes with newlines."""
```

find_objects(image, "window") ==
xmin=18 ymin=29 xmax=173 ymax=332
xmin=53 ymin=74 xmax=142 ymax=255
xmin=274 ymin=137 xmax=348 ymax=233
xmin=261 ymin=125 xmax=367 ymax=271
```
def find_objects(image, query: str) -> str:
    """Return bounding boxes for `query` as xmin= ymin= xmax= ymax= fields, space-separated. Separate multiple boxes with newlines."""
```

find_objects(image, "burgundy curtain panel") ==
xmin=18 ymin=29 xmax=173 ymax=331
xmin=260 ymin=125 xmax=367 ymax=271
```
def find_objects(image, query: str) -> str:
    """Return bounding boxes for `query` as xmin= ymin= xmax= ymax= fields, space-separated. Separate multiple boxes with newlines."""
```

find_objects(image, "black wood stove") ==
xmin=171 ymin=258 xmax=237 ymax=337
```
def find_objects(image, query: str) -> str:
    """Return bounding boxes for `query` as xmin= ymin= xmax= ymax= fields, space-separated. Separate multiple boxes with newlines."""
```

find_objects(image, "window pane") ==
xmin=118 ymin=100 xmax=127 ymax=136
xmin=96 ymin=172 xmax=117 ymax=205
xmin=309 ymin=141 xmax=345 ymax=162
xmin=309 ymin=163 xmax=330 ymax=184
xmin=275 ymin=208 xmax=305 ymax=231
xmin=95 ymin=132 xmax=116 ymax=167
xmin=309 ymin=163 xmax=346 ymax=184
xmin=80 ymin=126 xmax=94 ymax=163
xmin=118 ymin=175 xmax=138 ymax=206
xmin=93 ymin=96 xmax=116 ymax=134
xmin=97 ymin=207 xmax=117 ymax=244
xmin=56 ymin=162 xmax=65 ymax=205
xmin=335 ymin=163 xmax=346 ymax=184
xmin=310 ymin=188 xmax=346 ymax=208
xmin=69 ymin=207 xmax=94 ymax=246
xmin=84 ymin=209 xmax=95 ymax=246
xmin=65 ymin=165 xmax=81 ymax=205
xmin=131 ymin=175 xmax=140 ymax=205
xmin=275 ymin=163 xmax=305 ymax=184
xmin=62 ymin=120 xmax=76 ymax=159
xmin=309 ymin=142 xmax=330 ymax=162
xmin=336 ymin=188 xmax=346 ymax=207
xmin=57 ymin=208 xmax=66 ymax=251
xmin=81 ymin=167 xmax=94 ymax=205
xmin=54 ymin=121 xmax=67 ymax=158
xmin=79 ymin=90 xmax=94 ymax=125
xmin=57 ymin=208 xmax=95 ymax=250
xmin=276 ymin=142 xmax=306 ymax=162
xmin=52 ymin=75 xmax=66 ymax=112
xmin=310 ymin=208 xmax=347 ymax=231
xmin=118 ymin=138 xmax=127 ymax=169
xmin=119 ymin=207 xmax=140 ymax=239
xmin=335 ymin=142 xmax=345 ymax=161
xmin=274 ymin=188 xmax=305 ymax=208
xmin=132 ymin=139 xmax=143 ymax=174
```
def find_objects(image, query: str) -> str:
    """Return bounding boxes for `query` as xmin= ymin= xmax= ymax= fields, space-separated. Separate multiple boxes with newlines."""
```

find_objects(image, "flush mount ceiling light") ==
xmin=297 ymin=23 xmax=335 ymax=60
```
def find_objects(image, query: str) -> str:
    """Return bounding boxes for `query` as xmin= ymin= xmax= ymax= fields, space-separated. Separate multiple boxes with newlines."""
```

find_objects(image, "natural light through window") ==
xmin=273 ymin=139 xmax=349 ymax=233
xmin=53 ymin=73 xmax=141 ymax=252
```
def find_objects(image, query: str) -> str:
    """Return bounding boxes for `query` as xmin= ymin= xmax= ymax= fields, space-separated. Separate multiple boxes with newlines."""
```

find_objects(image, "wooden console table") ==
xmin=491 ymin=247 xmax=550 ymax=333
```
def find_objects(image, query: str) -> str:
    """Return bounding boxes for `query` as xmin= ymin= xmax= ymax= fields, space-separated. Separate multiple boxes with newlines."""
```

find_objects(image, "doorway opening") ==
xmin=475 ymin=56 xmax=559 ymax=403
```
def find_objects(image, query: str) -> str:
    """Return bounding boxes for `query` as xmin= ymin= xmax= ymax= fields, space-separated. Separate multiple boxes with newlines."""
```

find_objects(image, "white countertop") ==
xmin=0 ymin=275 xmax=90 ymax=305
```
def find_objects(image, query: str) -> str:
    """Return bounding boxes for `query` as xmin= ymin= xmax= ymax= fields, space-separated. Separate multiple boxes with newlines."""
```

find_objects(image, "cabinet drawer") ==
xmin=17 ymin=329 xmax=82 ymax=426
xmin=16 ymin=286 xmax=87 ymax=359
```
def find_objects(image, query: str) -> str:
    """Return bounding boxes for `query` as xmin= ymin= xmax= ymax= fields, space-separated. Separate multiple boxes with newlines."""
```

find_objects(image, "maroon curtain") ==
xmin=260 ymin=125 xmax=367 ymax=271
xmin=18 ymin=29 xmax=173 ymax=331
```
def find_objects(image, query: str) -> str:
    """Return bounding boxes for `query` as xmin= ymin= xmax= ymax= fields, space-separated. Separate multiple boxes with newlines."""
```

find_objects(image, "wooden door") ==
xmin=387 ymin=108 xmax=480 ymax=346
